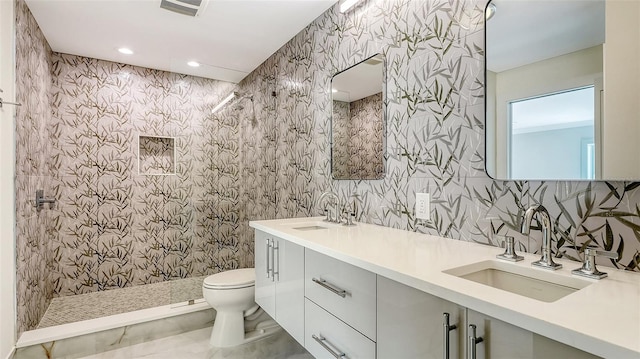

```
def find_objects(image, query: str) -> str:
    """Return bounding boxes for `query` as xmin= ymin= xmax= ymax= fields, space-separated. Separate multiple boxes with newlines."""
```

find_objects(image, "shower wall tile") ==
xmin=15 ymin=0 xmax=55 ymax=336
xmin=46 ymin=52 xmax=242 ymax=302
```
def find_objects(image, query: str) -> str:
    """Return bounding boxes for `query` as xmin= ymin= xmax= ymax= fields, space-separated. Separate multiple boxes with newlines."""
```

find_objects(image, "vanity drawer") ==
xmin=305 ymin=249 xmax=376 ymax=340
xmin=305 ymin=299 xmax=376 ymax=359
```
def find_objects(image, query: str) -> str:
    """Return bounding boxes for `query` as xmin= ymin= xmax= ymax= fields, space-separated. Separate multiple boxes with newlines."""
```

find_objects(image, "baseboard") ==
xmin=3 ymin=347 xmax=15 ymax=359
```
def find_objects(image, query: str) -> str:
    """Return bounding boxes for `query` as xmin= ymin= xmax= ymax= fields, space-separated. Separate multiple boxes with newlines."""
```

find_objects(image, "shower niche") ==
xmin=138 ymin=135 xmax=177 ymax=175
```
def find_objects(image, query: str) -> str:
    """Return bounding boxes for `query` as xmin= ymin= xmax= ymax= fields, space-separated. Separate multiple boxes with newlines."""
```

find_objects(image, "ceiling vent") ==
xmin=160 ymin=0 xmax=207 ymax=17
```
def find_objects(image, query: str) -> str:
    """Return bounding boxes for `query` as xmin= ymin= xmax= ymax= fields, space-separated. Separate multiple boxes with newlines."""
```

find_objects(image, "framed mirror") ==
xmin=331 ymin=53 xmax=386 ymax=180
xmin=485 ymin=0 xmax=640 ymax=181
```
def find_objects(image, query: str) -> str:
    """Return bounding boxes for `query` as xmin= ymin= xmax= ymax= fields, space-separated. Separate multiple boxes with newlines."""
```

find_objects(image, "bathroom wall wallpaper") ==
xmin=238 ymin=0 xmax=640 ymax=271
xmin=14 ymin=0 xmax=55 ymax=336
xmin=332 ymin=100 xmax=351 ymax=178
xmin=332 ymin=93 xmax=384 ymax=179
xmin=48 ymin=54 xmax=247 ymax=297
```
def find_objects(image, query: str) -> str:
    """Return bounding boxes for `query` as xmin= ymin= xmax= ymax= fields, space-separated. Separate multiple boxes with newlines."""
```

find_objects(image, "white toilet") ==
xmin=202 ymin=268 xmax=279 ymax=347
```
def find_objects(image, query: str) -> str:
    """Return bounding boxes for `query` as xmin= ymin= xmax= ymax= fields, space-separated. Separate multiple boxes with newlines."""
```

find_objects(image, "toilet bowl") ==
xmin=203 ymin=268 xmax=280 ymax=347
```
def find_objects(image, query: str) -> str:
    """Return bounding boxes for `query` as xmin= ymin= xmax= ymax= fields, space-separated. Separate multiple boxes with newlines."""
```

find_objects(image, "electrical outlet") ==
xmin=416 ymin=193 xmax=430 ymax=220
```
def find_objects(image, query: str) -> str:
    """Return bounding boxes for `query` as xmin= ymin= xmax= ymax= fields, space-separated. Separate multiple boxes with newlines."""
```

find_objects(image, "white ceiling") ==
xmin=25 ymin=0 xmax=338 ymax=83
xmin=332 ymin=55 xmax=383 ymax=102
xmin=486 ymin=0 xmax=605 ymax=73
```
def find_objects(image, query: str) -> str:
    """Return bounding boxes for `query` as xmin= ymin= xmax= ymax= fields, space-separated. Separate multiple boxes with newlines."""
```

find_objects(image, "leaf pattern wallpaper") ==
xmin=332 ymin=93 xmax=385 ymax=179
xmin=13 ymin=0 xmax=640 ymax=337
xmin=15 ymin=0 xmax=55 ymax=336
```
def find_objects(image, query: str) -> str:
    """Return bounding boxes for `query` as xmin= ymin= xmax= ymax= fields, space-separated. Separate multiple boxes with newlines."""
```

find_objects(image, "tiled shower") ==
xmin=14 ymin=0 xmax=269 ymax=334
xmin=14 ymin=0 xmax=640 ymax=341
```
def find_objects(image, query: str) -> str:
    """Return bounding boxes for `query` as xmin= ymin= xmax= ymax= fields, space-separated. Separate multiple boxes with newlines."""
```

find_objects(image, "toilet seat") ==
xmin=203 ymin=268 xmax=255 ymax=290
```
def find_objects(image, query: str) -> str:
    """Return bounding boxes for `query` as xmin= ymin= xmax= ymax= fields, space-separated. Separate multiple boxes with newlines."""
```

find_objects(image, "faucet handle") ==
xmin=343 ymin=210 xmax=356 ymax=226
xmin=586 ymin=248 xmax=617 ymax=259
xmin=496 ymin=236 xmax=524 ymax=262
xmin=323 ymin=208 xmax=331 ymax=222
xmin=572 ymin=247 xmax=618 ymax=279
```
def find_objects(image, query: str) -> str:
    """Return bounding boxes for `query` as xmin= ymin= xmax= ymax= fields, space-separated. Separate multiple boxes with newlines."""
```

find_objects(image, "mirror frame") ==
xmin=330 ymin=53 xmax=387 ymax=181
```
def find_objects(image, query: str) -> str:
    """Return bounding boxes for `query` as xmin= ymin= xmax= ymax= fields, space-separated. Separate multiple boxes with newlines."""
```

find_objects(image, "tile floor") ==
xmin=77 ymin=327 xmax=313 ymax=359
xmin=39 ymin=277 xmax=206 ymax=328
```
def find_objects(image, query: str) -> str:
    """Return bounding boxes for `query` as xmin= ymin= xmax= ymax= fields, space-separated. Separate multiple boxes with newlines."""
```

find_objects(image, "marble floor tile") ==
xmin=77 ymin=327 xmax=313 ymax=359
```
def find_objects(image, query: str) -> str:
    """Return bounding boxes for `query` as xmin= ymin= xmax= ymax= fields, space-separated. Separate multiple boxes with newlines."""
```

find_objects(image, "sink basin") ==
xmin=285 ymin=221 xmax=336 ymax=231
xmin=292 ymin=225 xmax=328 ymax=231
xmin=443 ymin=260 xmax=592 ymax=303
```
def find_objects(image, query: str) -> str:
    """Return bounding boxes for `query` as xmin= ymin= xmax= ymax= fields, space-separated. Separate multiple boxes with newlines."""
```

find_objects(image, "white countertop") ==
xmin=250 ymin=217 xmax=640 ymax=359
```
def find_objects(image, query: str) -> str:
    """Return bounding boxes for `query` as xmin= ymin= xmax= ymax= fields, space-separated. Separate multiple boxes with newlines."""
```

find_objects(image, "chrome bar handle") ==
xmin=269 ymin=239 xmax=275 ymax=282
xmin=273 ymin=240 xmax=280 ymax=281
xmin=467 ymin=324 xmax=484 ymax=359
xmin=0 ymin=98 xmax=22 ymax=108
xmin=312 ymin=278 xmax=347 ymax=298
xmin=443 ymin=313 xmax=457 ymax=359
xmin=265 ymin=239 xmax=271 ymax=278
xmin=312 ymin=334 xmax=346 ymax=358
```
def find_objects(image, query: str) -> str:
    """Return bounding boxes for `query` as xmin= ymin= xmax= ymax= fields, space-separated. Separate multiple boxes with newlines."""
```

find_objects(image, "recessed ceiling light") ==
xmin=118 ymin=48 xmax=133 ymax=55
xmin=187 ymin=61 xmax=200 ymax=67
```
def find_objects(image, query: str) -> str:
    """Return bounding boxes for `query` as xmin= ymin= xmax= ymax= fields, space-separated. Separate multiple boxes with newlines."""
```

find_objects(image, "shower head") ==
xmin=211 ymin=91 xmax=253 ymax=114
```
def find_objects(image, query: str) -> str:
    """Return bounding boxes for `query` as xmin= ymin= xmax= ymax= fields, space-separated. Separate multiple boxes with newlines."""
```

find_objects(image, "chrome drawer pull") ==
xmin=467 ymin=324 xmax=484 ymax=359
xmin=312 ymin=334 xmax=346 ymax=358
xmin=312 ymin=278 xmax=347 ymax=298
xmin=269 ymin=239 xmax=275 ymax=282
xmin=273 ymin=240 xmax=280 ymax=281
xmin=443 ymin=313 xmax=457 ymax=359
xmin=265 ymin=239 xmax=271 ymax=278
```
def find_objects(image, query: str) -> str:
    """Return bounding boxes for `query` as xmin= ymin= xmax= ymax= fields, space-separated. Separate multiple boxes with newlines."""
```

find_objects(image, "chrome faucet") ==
xmin=319 ymin=191 xmax=340 ymax=223
xmin=520 ymin=204 xmax=562 ymax=270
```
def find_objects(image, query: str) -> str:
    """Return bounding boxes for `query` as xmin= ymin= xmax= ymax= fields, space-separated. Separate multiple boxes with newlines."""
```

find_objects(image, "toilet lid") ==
xmin=203 ymin=268 xmax=255 ymax=289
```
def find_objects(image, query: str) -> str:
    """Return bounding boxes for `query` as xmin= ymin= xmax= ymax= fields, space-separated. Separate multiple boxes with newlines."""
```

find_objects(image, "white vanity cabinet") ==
xmin=254 ymin=230 xmax=305 ymax=345
xmin=465 ymin=310 xmax=601 ymax=359
xmin=377 ymin=276 xmax=465 ymax=359
xmin=304 ymin=249 xmax=377 ymax=340
xmin=377 ymin=277 xmax=602 ymax=359
xmin=304 ymin=249 xmax=377 ymax=358
xmin=305 ymin=299 xmax=376 ymax=359
xmin=249 ymin=219 xmax=634 ymax=359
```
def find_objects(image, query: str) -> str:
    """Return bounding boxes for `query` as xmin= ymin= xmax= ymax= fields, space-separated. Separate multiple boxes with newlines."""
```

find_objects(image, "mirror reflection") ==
xmin=486 ymin=0 xmax=640 ymax=180
xmin=331 ymin=54 xmax=385 ymax=180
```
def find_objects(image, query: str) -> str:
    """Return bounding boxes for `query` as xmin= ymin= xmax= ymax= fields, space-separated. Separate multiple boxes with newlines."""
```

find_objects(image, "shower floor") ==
xmin=38 ymin=276 xmax=207 ymax=329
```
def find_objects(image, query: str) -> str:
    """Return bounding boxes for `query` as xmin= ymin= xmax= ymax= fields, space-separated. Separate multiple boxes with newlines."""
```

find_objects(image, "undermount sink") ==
xmin=292 ymin=225 xmax=328 ymax=231
xmin=286 ymin=221 xmax=335 ymax=231
xmin=444 ymin=260 xmax=592 ymax=303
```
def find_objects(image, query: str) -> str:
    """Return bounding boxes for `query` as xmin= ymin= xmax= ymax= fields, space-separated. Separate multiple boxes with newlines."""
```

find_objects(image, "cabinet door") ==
xmin=305 ymin=249 xmax=377 ymax=340
xmin=466 ymin=310 xmax=601 ymax=359
xmin=254 ymin=230 xmax=275 ymax=318
xmin=305 ymin=298 xmax=376 ymax=359
xmin=275 ymin=239 xmax=305 ymax=346
xmin=377 ymin=276 xmax=465 ymax=359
